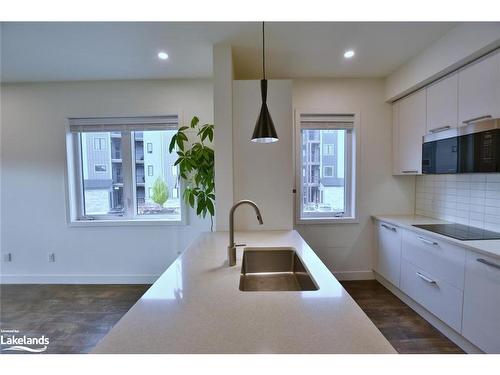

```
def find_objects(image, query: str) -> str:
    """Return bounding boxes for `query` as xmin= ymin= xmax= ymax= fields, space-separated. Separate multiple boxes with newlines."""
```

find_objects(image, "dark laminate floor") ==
xmin=1 ymin=281 xmax=464 ymax=354
xmin=0 ymin=284 xmax=150 ymax=354
xmin=340 ymin=280 xmax=464 ymax=354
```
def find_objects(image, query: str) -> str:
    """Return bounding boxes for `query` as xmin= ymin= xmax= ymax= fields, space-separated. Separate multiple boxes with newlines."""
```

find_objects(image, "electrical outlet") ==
xmin=48 ymin=252 xmax=55 ymax=262
xmin=4 ymin=253 xmax=12 ymax=262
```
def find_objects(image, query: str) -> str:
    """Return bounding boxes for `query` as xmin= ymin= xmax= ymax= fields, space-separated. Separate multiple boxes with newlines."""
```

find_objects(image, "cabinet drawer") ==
xmin=401 ymin=259 xmax=463 ymax=332
xmin=402 ymin=230 xmax=466 ymax=290
xmin=462 ymin=251 xmax=500 ymax=353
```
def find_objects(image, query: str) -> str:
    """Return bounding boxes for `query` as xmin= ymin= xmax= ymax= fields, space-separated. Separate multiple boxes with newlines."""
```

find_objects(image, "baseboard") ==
xmin=374 ymin=272 xmax=483 ymax=354
xmin=0 ymin=274 xmax=159 ymax=284
xmin=333 ymin=270 xmax=374 ymax=281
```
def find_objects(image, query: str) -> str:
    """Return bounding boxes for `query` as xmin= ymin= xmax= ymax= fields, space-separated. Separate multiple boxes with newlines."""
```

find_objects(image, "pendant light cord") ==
xmin=262 ymin=21 xmax=265 ymax=80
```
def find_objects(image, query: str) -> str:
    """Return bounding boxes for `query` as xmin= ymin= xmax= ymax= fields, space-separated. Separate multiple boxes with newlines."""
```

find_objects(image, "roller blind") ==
xmin=300 ymin=113 xmax=354 ymax=129
xmin=68 ymin=115 xmax=179 ymax=133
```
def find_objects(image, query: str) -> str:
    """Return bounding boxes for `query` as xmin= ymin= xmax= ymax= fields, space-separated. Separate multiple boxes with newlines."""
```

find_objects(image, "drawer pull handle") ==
xmin=381 ymin=223 xmax=397 ymax=232
xmin=429 ymin=125 xmax=451 ymax=133
xmin=402 ymin=170 xmax=418 ymax=174
xmin=417 ymin=236 xmax=438 ymax=246
xmin=462 ymin=115 xmax=492 ymax=124
xmin=477 ymin=258 xmax=500 ymax=270
xmin=416 ymin=272 xmax=437 ymax=285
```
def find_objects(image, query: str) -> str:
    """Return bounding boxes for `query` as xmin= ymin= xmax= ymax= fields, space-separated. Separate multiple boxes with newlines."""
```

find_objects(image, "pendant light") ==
xmin=251 ymin=22 xmax=279 ymax=143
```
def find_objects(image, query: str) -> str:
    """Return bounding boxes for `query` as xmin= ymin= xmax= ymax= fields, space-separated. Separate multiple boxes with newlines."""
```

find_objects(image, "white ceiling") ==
xmin=0 ymin=22 xmax=458 ymax=82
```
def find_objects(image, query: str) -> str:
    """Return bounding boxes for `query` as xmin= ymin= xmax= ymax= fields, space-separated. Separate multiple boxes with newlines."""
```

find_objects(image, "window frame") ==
xmin=294 ymin=110 xmax=359 ymax=225
xmin=65 ymin=114 xmax=187 ymax=227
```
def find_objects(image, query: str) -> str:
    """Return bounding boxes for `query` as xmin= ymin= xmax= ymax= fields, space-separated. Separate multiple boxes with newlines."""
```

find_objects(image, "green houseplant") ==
xmin=169 ymin=116 xmax=215 ymax=230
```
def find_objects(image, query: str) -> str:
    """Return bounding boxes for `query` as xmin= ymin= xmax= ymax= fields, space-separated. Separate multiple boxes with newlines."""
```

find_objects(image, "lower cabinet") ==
xmin=375 ymin=221 xmax=402 ymax=287
xmin=462 ymin=251 xmax=500 ymax=353
xmin=400 ymin=259 xmax=463 ymax=332
xmin=373 ymin=220 xmax=500 ymax=352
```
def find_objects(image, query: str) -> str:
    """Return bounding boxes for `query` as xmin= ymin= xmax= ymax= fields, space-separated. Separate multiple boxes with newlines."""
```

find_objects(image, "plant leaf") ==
xmin=191 ymin=116 xmax=199 ymax=128
xmin=168 ymin=134 xmax=177 ymax=153
xmin=206 ymin=198 xmax=215 ymax=216
xmin=176 ymin=136 xmax=184 ymax=151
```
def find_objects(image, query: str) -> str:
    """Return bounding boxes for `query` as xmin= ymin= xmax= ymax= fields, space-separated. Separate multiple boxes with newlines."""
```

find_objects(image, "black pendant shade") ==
xmin=251 ymin=22 xmax=278 ymax=143
xmin=251 ymin=79 xmax=278 ymax=143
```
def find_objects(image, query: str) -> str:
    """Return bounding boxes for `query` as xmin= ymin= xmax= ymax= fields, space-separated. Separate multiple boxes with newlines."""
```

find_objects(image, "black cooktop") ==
xmin=412 ymin=223 xmax=500 ymax=241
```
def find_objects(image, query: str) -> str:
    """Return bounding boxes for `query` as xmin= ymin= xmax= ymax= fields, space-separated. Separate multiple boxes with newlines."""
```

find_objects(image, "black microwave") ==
xmin=422 ymin=120 xmax=500 ymax=174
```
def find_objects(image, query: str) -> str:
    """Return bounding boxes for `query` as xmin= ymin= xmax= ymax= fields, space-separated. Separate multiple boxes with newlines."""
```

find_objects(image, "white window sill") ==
xmin=296 ymin=217 xmax=359 ymax=225
xmin=68 ymin=218 xmax=185 ymax=227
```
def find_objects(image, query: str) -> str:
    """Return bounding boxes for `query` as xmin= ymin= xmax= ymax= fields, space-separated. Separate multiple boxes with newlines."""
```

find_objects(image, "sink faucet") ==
xmin=228 ymin=200 xmax=264 ymax=266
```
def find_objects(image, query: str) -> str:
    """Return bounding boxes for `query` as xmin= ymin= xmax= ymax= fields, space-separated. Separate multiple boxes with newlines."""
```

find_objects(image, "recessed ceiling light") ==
xmin=158 ymin=51 xmax=169 ymax=60
xmin=344 ymin=50 xmax=355 ymax=59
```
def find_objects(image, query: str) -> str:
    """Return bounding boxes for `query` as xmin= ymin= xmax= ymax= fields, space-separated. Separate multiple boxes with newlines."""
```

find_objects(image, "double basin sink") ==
xmin=239 ymin=248 xmax=318 ymax=292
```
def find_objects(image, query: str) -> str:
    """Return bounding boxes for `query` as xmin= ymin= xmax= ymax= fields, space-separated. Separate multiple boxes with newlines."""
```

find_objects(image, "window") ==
xmin=94 ymin=164 xmax=107 ymax=173
xmin=295 ymin=113 xmax=357 ymax=222
xmin=323 ymin=166 xmax=334 ymax=177
xmin=66 ymin=115 xmax=182 ymax=223
xmin=93 ymin=137 xmax=107 ymax=150
xmin=323 ymin=144 xmax=334 ymax=155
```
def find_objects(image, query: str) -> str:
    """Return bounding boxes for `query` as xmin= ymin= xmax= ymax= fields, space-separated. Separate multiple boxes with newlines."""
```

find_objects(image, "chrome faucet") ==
xmin=228 ymin=200 xmax=264 ymax=266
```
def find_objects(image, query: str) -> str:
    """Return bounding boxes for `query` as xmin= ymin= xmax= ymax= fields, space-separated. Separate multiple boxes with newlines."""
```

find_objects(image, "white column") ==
xmin=213 ymin=43 xmax=234 ymax=231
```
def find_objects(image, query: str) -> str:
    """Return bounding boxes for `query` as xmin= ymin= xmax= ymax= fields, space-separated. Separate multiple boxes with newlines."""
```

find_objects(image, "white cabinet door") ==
xmin=375 ymin=221 xmax=402 ymax=287
xmin=462 ymin=251 xmax=500 ymax=353
xmin=426 ymin=73 xmax=458 ymax=134
xmin=396 ymin=90 xmax=426 ymax=175
xmin=458 ymin=52 xmax=500 ymax=126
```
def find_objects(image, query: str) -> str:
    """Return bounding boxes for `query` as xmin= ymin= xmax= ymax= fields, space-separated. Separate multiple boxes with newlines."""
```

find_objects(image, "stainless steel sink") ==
xmin=239 ymin=248 xmax=318 ymax=292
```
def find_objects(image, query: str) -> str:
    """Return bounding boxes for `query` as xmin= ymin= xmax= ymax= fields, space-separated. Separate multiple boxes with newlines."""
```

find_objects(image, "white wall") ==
xmin=416 ymin=174 xmax=500 ymax=232
xmin=232 ymin=80 xmax=293 ymax=231
xmin=386 ymin=23 xmax=500 ymax=101
xmin=293 ymin=79 xmax=415 ymax=279
xmin=0 ymin=79 xmax=213 ymax=283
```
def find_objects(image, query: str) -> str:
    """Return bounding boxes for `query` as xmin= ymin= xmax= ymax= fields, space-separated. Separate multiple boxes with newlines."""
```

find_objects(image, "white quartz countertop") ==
xmin=373 ymin=214 xmax=500 ymax=259
xmin=92 ymin=230 xmax=396 ymax=354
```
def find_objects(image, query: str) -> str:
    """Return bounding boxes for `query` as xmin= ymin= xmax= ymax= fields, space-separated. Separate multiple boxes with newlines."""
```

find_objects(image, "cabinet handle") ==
xmin=429 ymin=125 xmax=451 ymax=133
xmin=462 ymin=115 xmax=492 ymax=124
xmin=416 ymin=272 xmax=437 ymax=285
xmin=381 ymin=223 xmax=397 ymax=232
xmin=417 ymin=236 xmax=439 ymax=246
xmin=477 ymin=258 xmax=500 ymax=270
xmin=402 ymin=170 xmax=419 ymax=174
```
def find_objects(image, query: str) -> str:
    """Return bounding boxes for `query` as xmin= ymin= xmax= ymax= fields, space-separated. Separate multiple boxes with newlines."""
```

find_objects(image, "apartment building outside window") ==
xmin=295 ymin=112 xmax=357 ymax=223
xmin=66 ymin=115 xmax=183 ymax=223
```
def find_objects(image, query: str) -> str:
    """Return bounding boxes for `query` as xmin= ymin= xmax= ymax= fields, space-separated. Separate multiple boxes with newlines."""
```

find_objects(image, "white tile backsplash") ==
xmin=415 ymin=174 xmax=500 ymax=232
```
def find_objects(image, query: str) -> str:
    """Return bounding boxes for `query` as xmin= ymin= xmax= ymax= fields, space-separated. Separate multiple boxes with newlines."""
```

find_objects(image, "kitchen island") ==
xmin=92 ymin=230 xmax=396 ymax=353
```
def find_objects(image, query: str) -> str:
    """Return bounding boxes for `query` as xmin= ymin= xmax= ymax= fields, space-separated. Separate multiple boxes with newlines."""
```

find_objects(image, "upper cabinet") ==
xmin=458 ymin=52 xmax=500 ymax=126
xmin=393 ymin=90 xmax=426 ymax=175
xmin=392 ymin=50 xmax=500 ymax=176
xmin=426 ymin=73 xmax=458 ymax=133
